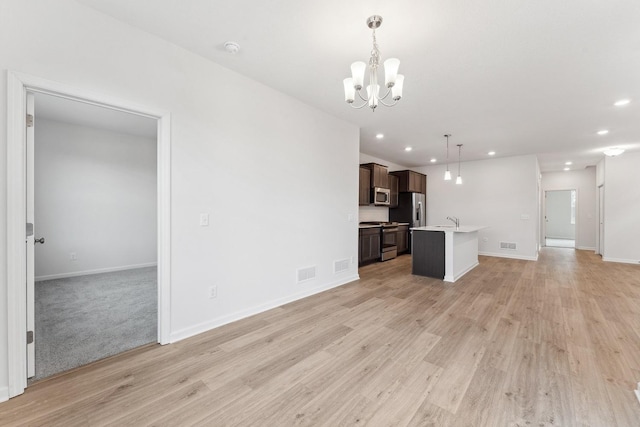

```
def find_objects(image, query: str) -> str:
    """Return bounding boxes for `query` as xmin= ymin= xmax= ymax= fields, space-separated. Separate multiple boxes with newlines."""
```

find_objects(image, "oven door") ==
xmin=381 ymin=227 xmax=398 ymax=261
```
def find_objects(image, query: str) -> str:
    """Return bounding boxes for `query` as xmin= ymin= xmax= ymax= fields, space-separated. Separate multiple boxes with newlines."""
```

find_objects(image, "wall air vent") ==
xmin=297 ymin=266 xmax=316 ymax=283
xmin=334 ymin=259 xmax=350 ymax=273
xmin=500 ymin=242 xmax=517 ymax=250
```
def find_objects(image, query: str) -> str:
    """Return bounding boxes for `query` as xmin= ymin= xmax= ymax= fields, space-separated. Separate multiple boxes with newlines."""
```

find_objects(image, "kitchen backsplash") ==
xmin=359 ymin=206 xmax=389 ymax=223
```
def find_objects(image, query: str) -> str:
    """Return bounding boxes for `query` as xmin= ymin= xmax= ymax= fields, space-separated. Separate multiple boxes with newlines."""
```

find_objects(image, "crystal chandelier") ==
xmin=343 ymin=15 xmax=404 ymax=111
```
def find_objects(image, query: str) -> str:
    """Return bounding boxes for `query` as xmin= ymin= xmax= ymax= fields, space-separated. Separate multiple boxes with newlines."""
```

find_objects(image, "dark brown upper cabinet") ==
xmin=388 ymin=174 xmax=399 ymax=208
xmin=360 ymin=163 xmax=389 ymax=189
xmin=390 ymin=170 xmax=426 ymax=194
xmin=359 ymin=167 xmax=371 ymax=205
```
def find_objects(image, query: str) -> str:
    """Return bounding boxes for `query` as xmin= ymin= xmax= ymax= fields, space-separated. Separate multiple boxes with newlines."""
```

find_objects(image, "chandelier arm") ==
xmin=349 ymin=101 xmax=370 ymax=109
xmin=378 ymin=97 xmax=398 ymax=108
xmin=355 ymin=89 xmax=369 ymax=103
xmin=378 ymin=87 xmax=392 ymax=101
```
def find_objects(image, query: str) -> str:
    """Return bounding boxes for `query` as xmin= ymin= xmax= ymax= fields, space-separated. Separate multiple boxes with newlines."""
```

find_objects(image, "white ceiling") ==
xmin=77 ymin=0 xmax=640 ymax=171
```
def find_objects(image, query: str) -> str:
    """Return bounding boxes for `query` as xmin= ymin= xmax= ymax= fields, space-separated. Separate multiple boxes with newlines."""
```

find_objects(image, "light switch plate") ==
xmin=200 ymin=213 xmax=209 ymax=226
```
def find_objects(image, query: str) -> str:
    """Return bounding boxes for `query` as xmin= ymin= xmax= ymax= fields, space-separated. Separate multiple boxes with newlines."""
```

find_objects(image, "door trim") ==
xmin=6 ymin=70 xmax=172 ymax=398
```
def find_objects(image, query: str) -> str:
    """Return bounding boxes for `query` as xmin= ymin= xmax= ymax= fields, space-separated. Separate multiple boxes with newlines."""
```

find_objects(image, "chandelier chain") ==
xmin=370 ymin=30 xmax=380 ymax=69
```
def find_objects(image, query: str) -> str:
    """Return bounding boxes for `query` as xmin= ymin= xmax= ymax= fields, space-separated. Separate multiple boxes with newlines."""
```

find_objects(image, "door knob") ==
xmin=35 ymin=237 xmax=45 ymax=245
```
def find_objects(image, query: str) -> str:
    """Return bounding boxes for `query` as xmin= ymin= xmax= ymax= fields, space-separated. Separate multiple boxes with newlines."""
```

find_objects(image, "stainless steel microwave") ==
xmin=372 ymin=187 xmax=391 ymax=206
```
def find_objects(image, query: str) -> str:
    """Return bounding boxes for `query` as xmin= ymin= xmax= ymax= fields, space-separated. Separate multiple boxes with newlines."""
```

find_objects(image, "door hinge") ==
xmin=26 ymin=114 xmax=34 ymax=128
xmin=27 ymin=331 xmax=34 ymax=344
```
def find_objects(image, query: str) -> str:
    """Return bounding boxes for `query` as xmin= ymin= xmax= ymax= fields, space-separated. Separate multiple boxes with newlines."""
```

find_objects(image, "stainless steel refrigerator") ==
xmin=390 ymin=192 xmax=426 ymax=228
xmin=390 ymin=193 xmax=426 ymax=254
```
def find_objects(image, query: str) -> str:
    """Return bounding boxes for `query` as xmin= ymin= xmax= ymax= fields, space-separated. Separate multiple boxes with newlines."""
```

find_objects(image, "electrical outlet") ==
xmin=200 ymin=213 xmax=209 ymax=227
xmin=350 ymin=256 xmax=354 ymax=264
xmin=209 ymin=286 xmax=217 ymax=299
xmin=70 ymin=252 xmax=77 ymax=261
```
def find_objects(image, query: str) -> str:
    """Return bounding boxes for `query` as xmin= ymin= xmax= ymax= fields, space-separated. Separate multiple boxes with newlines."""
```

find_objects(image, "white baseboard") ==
xmin=478 ymin=251 xmax=538 ymax=261
xmin=576 ymin=246 xmax=596 ymax=251
xmin=170 ymin=274 xmax=360 ymax=343
xmin=35 ymin=262 xmax=158 ymax=282
xmin=444 ymin=261 xmax=479 ymax=283
xmin=602 ymin=257 xmax=640 ymax=265
xmin=0 ymin=386 xmax=9 ymax=403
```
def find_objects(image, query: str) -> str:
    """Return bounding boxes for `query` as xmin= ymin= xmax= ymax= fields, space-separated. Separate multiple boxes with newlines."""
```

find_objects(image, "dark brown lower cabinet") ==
xmin=397 ymin=225 xmax=409 ymax=254
xmin=359 ymin=227 xmax=381 ymax=266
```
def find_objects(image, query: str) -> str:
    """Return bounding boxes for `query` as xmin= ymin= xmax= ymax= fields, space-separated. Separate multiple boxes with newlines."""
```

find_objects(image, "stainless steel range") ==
xmin=360 ymin=221 xmax=399 ymax=261
xmin=380 ymin=222 xmax=399 ymax=261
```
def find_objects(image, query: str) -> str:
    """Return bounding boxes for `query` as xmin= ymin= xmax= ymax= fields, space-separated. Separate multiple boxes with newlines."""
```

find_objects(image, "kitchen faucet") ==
xmin=446 ymin=216 xmax=459 ymax=230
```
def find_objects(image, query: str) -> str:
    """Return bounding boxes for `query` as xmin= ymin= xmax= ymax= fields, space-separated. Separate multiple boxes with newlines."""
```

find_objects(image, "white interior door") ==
xmin=26 ymin=92 xmax=36 ymax=378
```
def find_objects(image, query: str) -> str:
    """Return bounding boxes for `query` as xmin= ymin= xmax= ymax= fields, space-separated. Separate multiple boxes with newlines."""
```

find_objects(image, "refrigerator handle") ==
xmin=417 ymin=202 xmax=422 ymax=222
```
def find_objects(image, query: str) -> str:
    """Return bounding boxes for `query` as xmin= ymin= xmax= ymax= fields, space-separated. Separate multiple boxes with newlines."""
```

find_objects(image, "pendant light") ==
xmin=456 ymin=144 xmax=463 ymax=185
xmin=444 ymin=134 xmax=452 ymax=180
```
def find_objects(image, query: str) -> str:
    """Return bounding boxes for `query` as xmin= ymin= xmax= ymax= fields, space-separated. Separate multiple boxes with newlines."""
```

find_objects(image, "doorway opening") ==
xmin=30 ymin=92 xmax=159 ymax=381
xmin=7 ymin=71 xmax=171 ymax=399
xmin=544 ymin=189 xmax=576 ymax=248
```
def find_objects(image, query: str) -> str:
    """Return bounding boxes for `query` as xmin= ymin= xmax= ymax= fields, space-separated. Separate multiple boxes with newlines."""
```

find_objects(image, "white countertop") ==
xmin=411 ymin=225 xmax=487 ymax=233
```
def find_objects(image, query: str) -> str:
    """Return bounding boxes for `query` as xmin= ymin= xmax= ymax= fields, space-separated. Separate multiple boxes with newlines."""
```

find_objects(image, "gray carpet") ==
xmin=33 ymin=267 xmax=157 ymax=381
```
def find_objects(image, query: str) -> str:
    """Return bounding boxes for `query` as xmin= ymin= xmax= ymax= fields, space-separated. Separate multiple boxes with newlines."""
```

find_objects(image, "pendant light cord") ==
xmin=445 ymin=134 xmax=450 ymax=171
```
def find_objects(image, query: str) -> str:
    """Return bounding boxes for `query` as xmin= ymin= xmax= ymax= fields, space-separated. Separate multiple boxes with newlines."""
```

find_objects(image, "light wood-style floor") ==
xmin=2 ymin=249 xmax=640 ymax=426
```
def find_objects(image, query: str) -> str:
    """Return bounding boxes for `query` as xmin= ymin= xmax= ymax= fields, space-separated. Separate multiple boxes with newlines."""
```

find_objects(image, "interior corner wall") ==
xmin=417 ymin=155 xmax=539 ymax=260
xmin=603 ymin=152 xmax=640 ymax=263
xmin=541 ymin=168 xmax=596 ymax=250
xmin=0 ymin=0 xmax=359 ymax=397
xmin=34 ymin=118 xmax=157 ymax=280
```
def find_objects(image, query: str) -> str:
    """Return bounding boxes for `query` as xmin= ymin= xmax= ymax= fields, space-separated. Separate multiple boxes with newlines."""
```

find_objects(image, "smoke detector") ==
xmin=224 ymin=42 xmax=240 ymax=54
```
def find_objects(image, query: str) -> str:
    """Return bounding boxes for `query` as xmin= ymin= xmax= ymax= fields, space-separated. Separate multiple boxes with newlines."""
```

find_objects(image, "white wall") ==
xmin=541 ymin=168 xmax=596 ymax=249
xmin=544 ymin=190 xmax=575 ymax=240
xmin=0 ymin=0 xmax=360 ymax=398
xmin=603 ymin=152 xmax=640 ymax=263
xmin=34 ymin=118 xmax=157 ymax=280
xmin=417 ymin=155 xmax=540 ymax=260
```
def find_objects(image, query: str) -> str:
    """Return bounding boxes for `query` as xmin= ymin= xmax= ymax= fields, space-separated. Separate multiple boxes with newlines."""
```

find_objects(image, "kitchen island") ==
xmin=411 ymin=225 xmax=486 ymax=282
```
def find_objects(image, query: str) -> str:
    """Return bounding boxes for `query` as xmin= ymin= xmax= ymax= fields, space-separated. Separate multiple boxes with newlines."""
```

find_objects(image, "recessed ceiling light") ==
xmin=597 ymin=130 xmax=609 ymax=135
xmin=565 ymin=161 xmax=573 ymax=165
xmin=603 ymin=147 xmax=625 ymax=156
xmin=430 ymin=158 xmax=437 ymax=163
xmin=563 ymin=167 xmax=570 ymax=171
xmin=375 ymin=133 xmax=384 ymax=139
xmin=614 ymin=99 xmax=630 ymax=106
xmin=488 ymin=151 xmax=496 ymax=156
xmin=404 ymin=147 xmax=412 ymax=152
